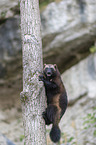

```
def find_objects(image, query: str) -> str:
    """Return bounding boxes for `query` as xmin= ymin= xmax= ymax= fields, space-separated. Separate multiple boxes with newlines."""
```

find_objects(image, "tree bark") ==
xmin=20 ymin=0 xmax=46 ymax=144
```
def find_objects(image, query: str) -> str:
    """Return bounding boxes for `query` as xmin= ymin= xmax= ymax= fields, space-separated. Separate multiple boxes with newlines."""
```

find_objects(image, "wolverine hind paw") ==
xmin=42 ymin=111 xmax=52 ymax=125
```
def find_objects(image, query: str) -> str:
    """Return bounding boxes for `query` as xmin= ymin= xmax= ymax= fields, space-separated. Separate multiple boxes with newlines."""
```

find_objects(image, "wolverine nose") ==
xmin=47 ymin=69 xmax=52 ymax=76
xmin=47 ymin=71 xmax=51 ymax=74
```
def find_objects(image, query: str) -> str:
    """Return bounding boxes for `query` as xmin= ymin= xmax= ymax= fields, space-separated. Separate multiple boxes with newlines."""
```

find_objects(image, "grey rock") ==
xmin=0 ymin=1 xmax=96 ymax=144
xmin=0 ymin=0 xmax=96 ymax=73
xmin=0 ymin=0 xmax=18 ymax=18
xmin=62 ymin=54 xmax=96 ymax=102
xmin=0 ymin=16 xmax=21 ymax=60
xmin=0 ymin=133 xmax=15 ymax=145
xmin=60 ymin=54 xmax=96 ymax=145
xmin=0 ymin=63 xmax=7 ymax=78
xmin=41 ymin=0 xmax=96 ymax=71
xmin=0 ymin=16 xmax=21 ymax=79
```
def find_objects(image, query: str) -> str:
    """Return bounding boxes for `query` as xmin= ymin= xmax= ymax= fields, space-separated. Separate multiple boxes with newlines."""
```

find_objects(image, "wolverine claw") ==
xmin=39 ymin=75 xmax=44 ymax=81
xmin=42 ymin=111 xmax=46 ymax=119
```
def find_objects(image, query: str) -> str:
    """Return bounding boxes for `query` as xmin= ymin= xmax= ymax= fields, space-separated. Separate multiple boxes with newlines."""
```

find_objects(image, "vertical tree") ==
xmin=20 ymin=0 xmax=46 ymax=144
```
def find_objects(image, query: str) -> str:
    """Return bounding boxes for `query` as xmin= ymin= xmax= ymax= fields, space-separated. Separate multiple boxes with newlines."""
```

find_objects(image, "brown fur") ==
xmin=39 ymin=64 xmax=68 ymax=143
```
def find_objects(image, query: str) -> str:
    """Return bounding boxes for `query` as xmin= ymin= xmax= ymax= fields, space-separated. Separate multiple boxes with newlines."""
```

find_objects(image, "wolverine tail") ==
xmin=50 ymin=125 xmax=61 ymax=143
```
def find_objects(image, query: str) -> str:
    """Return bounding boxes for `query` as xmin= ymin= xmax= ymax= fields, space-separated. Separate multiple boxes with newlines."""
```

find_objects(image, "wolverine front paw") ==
xmin=39 ymin=75 xmax=44 ymax=81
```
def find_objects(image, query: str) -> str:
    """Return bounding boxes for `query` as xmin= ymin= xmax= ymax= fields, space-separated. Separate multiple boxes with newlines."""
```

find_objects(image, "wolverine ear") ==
xmin=54 ymin=64 xmax=57 ymax=69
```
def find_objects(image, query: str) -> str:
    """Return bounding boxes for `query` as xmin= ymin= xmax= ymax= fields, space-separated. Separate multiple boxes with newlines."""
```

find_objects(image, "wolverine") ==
xmin=39 ymin=64 xmax=68 ymax=143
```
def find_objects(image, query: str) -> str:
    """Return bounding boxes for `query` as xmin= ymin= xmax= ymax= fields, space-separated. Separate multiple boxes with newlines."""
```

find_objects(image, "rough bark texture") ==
xmin=20 ymin=0 xmax=46 ymax=145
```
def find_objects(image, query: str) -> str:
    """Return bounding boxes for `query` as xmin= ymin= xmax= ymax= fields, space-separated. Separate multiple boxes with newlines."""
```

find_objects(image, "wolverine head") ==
xmin=43 ymin=64 xmax=57 ymax=78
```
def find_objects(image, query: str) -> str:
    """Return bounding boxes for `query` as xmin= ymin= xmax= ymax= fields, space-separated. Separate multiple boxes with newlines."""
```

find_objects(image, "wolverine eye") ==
xmin=51 ymin=68 xmax=54 ymax=72
xmin=44 ymin=67 xmax=48 ymax=72
xmin=45 ymin=67 xmax=48 ymax=70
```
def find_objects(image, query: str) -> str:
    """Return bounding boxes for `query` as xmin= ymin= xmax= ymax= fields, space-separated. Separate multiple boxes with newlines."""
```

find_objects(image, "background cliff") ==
xmin=0 ymin=0 xmax=96 ymax=144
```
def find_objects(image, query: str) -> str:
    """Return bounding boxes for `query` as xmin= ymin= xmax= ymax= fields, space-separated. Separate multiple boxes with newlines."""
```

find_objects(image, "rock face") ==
xmin=62 ymin=54 xmax=96 ymax=102
xmin=0 ymin=0 xmax=19 ymax=18
xmin=0 ymin=0 xmax=96 ymax=73
xmin=0 ymin=16 xmax=21 ymax=79
xmin=0 ymin=16 xmax=22 ymax=109
xmin=0 ymin=109 xmax=24 ymax=145
xmin=41 ymin=0 xmax=96 ymax=71
xmin=0 ymin=17 xmax=21 ymax=60
xmin=0 ymin=53 xmax=96 ymax=144
xmin=0 ymin=133 xmax=15 ymax=145
xmin=60 ymin=54 xmax=96 ymax=145
xmin=0 ymin=0 xmax=96 ymax=144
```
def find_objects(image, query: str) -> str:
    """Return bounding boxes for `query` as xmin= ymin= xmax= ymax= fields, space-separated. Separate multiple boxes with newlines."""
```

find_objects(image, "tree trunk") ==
xmin=20 ymin=0 xmax=46 ymax=144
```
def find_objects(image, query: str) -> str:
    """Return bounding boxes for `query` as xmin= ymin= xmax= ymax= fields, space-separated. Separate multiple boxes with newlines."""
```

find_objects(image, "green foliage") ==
xmin=83 ymin=107 xmax=96 ymax=137
xmin=68 ymin=137 xmax=74 ymax=143
xmin=20 ymin=135 xmax=25 ymax=142
xmin=39 ymin=0 xmax=54 ymax=4
xmin=61 ymin=132 xmax=77 ymax=145
xmin=39 ymin=0 xmax=61 ymax=11
xmin=39 ymin=0 xmax=53 ymax=10
xmin=61 ymin=108 xmax=96 ymax=145
xmin=90 ymin=46 xmax=96 ymax=53
xmin=1 ymin=11 xmax=7 ymax=18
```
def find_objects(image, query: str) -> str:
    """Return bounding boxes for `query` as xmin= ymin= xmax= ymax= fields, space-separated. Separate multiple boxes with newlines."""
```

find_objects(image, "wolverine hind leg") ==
xmin=44 ymin=105 xmax=60 ymax=124
xmin=44 ymin=105 xmax=61 ymax=143
xmin=42 ymin=110 xmax=52 ymax=125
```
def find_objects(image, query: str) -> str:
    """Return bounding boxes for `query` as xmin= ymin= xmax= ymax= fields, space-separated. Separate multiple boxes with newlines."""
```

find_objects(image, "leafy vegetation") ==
xmin=39 ymin=0 xmax=61 ymax=11
xmin=90 ymin=46 xmax=96 ymax=53
xmin=20 ymin=135 xmax=25 ymax=142
xmin=83 ymin=107 xmax=96 ymax=137
xmin=1 ymin=11 xmax=7 ymax=18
